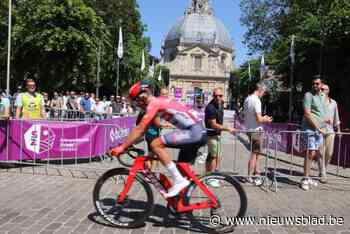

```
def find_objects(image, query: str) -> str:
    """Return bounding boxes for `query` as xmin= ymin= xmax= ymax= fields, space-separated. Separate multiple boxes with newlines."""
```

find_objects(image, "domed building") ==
xmin=161 ymin=0 xmax=234 ymax=106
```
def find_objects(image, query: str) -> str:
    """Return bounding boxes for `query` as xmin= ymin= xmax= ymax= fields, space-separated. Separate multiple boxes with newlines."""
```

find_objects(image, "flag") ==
xmin=260 ymin=54 xmax=267 ymax=79
xmin=141 ymin=50 xmax=145 ymax=71
xmin=117 ymin=27 xmax=123 ymax=59
xmin=248 ymin=62 xmax=252 ymax=81
xmin=158 ymin=69 xmax=162 ymax=81
xmin=290 ymin=35 xmax=295 ymax=64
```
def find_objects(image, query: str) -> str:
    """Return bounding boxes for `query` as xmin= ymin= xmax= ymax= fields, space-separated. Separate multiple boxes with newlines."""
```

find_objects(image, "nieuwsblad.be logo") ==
xmin=24 ymin=125 xmax=55 ymax=154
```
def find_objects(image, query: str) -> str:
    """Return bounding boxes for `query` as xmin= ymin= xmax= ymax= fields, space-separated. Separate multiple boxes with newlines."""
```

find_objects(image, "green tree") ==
xmin=0 ymin=0 xmax=9 ymax=85
xmin=240 ymin=0 xmax=350 ymax=126
xmin=2 ymin=0 xmax=107 ymax=91
xmin=86 ymin=0 xmax=151 ymax=95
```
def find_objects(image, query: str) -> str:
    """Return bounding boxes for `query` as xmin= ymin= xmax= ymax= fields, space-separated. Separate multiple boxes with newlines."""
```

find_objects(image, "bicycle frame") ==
xmin=116 ymin=155 xmax=219 ymax=213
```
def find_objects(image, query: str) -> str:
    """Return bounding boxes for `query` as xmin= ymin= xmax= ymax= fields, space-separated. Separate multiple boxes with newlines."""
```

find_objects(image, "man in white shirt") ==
xmin=243 ymin=83 xmax=272 ymax=185
xmin=92 ymin=97 xmax=105 ymax=120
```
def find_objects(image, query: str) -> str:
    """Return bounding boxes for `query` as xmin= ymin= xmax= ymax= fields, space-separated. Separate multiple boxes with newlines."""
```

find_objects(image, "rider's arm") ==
xmin=120 ymin=104 xmax=159 ymax=150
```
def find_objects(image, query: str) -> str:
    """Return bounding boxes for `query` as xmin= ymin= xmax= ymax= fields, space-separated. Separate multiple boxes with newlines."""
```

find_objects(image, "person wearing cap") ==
xmin=15 ymin=79 xmax=46 ymax=119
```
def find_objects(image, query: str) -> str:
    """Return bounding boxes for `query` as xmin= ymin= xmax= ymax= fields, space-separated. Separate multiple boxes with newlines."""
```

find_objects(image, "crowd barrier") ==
xmin=270 ymin=131 xmax=350 ymax=191
xmin=1 ymin=115 xmax=349 ymax=192
xmin=44 ymin=108 xmax=133 ymax=121
xmin=0 ymin=117 xmax=136 ymax=174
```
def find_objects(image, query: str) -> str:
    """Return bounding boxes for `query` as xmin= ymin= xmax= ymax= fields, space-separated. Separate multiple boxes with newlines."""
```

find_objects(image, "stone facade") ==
xmin=161 ymin=0 xmax=234 ymax=106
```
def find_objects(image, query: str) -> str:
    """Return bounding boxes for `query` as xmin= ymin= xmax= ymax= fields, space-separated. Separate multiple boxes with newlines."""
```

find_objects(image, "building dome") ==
xmin=164 ymin=3 xmax=233 ymax=51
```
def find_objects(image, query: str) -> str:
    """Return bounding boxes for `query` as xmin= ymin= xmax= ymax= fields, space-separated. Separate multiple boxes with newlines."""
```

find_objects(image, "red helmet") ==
xmin=128 ymin=81 xmax=152 ymax=100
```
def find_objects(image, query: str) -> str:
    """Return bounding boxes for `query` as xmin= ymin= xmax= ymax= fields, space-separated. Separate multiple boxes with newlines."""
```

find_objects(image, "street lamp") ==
xmin=6 ymin=0 xmax=12 ymax=95
xmin=288 ymin=35 xmax=296 ymax=123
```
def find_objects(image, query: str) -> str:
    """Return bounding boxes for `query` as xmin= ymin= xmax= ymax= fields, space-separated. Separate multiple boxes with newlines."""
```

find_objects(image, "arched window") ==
xmin=221 ymin=54 xmax=227 ymax=64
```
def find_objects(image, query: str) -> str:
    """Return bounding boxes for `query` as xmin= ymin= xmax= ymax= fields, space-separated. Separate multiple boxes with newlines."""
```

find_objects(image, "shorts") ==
xmin=145 ymin=134 xmax=159 ymax=152
xmin=206 ymin=135 xmax=221 ymax=162
xmin=247 ymin=132 xmax=262 ymax=153
xmin=303 ymin=129 xmax=323 ymax=151
xmin=161 ymin=122 xmax=207 ymax=164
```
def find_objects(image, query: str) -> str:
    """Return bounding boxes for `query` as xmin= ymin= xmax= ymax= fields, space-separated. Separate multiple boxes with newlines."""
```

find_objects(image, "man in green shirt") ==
xmin=300 ymin=76 xmax=328 ymax=190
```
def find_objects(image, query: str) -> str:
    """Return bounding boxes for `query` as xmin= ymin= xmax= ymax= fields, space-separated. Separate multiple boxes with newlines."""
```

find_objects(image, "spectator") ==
xmin=76 ymin=92 xmax=84 ymax=111
xmin=15 ymin=79 xmax=46 ymax=119
xmin=121 ymin=97 xmax=128 ymax=114
xmin=115 ymin=96 xmax=123 ymax=114
xmin=80 ymin=93 xmax=92 ymax=113
xmin=62 ymin=91 xmax=70 ymax=110
xmin=92 ymin=97 xmax=106 ymax=119
xmin=50 ymin=91 xmax=62 ymax=118
xmin=43 ymin=92 xmax=50 ymax=116
xmin=0 ymin=92 xmax=10 ymax=119
xmin=126 ymin=102 xmax=134 ymax=114
xmin=300 ymin=76 xmax=327 ymax=190
xmin=90 ymin=93 xmax=96 ymax=106
xmin=108 ymin=95 xmax=117 ymax=114
xmin=319 ymin=84 xmax=341 ymax=183
xmin=204 ymin=88 xmax=236 ymax=187
xmin=102 ymin=96 xmax=110 ymax=113
xmin=12 ymin=86 xmax=22 ymax=115
xmin=67 ymin=91 xmax=78 ymax=110
xmin=243 ymin=82 xmax=272 ymax=186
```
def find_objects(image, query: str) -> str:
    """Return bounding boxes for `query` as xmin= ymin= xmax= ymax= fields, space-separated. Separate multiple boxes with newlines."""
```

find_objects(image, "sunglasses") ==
xmin=313 ymin=82 xmax=320 ymax=85
xmin=321 ymin=88 xmax=329 ymax=91
xmin=214 ymin=94 xmax=223 ymax=98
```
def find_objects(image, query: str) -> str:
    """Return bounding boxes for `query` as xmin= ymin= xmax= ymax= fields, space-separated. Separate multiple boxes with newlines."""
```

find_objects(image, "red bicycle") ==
xmin=93 ymin=147 xmax=247 ymax=233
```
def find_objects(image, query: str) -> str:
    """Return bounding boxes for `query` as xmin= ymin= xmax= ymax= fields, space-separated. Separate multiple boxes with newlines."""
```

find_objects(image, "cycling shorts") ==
xmin=160 ymin=122 xmax=207 ymax=164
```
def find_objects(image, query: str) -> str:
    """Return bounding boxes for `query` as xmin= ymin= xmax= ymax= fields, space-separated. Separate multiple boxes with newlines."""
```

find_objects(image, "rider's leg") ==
xmin=150 ymin=138 xmax=189 ymax=197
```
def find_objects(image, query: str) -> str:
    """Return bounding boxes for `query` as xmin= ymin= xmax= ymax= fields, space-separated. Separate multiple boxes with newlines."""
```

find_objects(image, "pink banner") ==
xmin=235 ymin=117 xmax=350 ymax=168
xmin=0 ymin=117 xmax=136 ymax=161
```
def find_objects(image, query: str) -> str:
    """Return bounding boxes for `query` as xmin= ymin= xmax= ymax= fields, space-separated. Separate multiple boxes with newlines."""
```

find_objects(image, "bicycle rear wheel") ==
xmin=184 ymin=173 xmax=247 ymax=233
xmin=93 ymin=168 xmax=154 ymax=228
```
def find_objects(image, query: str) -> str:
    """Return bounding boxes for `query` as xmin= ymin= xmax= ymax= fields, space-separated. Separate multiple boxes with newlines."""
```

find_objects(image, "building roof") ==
xmin=164 ymin=1 xmax=233 ymax=52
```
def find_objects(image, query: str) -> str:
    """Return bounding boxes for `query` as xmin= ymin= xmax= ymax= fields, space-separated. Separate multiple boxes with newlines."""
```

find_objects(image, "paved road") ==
xmin=0 ymin=131 xmax=350 ymax=234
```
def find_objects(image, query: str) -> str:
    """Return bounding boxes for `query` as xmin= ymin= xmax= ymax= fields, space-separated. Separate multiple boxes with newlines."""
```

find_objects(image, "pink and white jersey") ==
xmin=139 ymin=97 xmax=202 ymax=130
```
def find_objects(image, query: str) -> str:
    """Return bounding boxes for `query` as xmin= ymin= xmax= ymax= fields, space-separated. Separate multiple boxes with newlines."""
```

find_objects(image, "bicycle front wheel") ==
xmin=184 ymin=173 xmax=247 ymax=233
xmin=93 ymin=168 xmax=154 ymax=228
xmin=116 ymin=152 xmax=135 ymax=168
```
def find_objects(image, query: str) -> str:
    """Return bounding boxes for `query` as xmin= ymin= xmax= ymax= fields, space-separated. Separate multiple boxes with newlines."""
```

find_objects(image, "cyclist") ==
xmin=111 ymin=81 xmax=207 ymax=198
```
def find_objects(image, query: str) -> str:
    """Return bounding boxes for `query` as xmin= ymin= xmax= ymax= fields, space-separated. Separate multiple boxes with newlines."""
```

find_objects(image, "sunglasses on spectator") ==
xmin=214 ymin=94 xmax=223 ymax=98
xmin=313 ymin=82 xmax=321 ymax=85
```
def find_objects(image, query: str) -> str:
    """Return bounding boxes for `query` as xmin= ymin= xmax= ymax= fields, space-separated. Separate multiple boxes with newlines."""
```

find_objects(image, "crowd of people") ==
xmin=0 ymin=79 xmax=135 ymax=120
xmin=241 ymin=76 xmax=341 ymax=190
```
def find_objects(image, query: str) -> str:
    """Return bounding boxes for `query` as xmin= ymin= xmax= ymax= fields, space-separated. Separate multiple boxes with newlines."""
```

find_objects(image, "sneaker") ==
xmin=300 ymin=178 xmax=310 ymax=191
xmin=246 ymin=177 xmax=254 ymax=184
xmin=309 ymin=178 xmax=318 ymax=187
xmin=163 ymin=179 xmax=190 ymax=198
xmin=207 ymin=179 xmax=221 ymax=188
xmin=319 ymin=173 xmax=327 ymax=184
xmin=254 ymin=177 xmax=264 ymax=186
xmin=319 ymin=176 xmax=327 ymax=184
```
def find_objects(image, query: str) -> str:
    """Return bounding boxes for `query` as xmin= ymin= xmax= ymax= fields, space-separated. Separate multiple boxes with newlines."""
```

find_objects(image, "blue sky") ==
xmin=137 ymin=0 xmax=249 ymax=67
